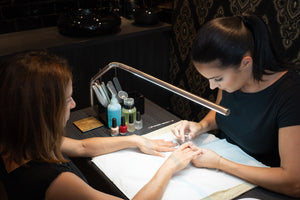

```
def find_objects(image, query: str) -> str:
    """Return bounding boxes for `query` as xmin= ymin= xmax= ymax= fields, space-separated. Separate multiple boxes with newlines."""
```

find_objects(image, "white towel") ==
xmin=92 ymin=126 xmax=267 ymax=200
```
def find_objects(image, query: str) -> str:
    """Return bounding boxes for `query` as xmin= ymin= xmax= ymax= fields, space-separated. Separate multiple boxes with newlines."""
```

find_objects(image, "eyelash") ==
xmin=214 ymin=78 xmax=223 ymax=82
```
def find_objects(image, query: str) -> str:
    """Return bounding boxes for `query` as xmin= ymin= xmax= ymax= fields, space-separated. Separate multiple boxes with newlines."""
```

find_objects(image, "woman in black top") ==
xmin=0 ymin=51 xmax=200 ymax=200
xmin=172 ymin=12 xmax=300 ymax=197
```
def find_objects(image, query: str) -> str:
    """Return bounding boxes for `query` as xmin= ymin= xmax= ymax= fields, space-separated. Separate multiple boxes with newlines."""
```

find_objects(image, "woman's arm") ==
xmin=45 ymin=172 xmax=122 ymax=200
xmin=197 ymin=88 xmax=223 ymax=133
xmin=192 ymin=125 xmax=300 ymax=197
xmin=46 ymin=143 xmax=201 ymax=200
xmin=172 ymin=89 xmax=222 ymax=141
xmin=133 ymin=142 xmax=201 ymax=200
xmin=61 ymin=134 xmax=177 ymax=158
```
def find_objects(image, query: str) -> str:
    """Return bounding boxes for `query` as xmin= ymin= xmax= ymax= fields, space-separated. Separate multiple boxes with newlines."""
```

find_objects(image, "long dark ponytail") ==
xmin=240 ymin=12 xmax=289 ymax=80
xmin=192 ymin=12 xmax=293 ymax=81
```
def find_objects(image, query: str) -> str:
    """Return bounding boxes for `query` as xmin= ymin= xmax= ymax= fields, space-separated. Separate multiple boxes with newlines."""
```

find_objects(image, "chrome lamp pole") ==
xmin=90 ymin=62 xmax=230 ymax=116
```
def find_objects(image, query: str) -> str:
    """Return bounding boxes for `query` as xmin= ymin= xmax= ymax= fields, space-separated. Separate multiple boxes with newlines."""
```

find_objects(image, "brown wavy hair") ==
xmin=0 ymin=51 xmax=72 ymax=164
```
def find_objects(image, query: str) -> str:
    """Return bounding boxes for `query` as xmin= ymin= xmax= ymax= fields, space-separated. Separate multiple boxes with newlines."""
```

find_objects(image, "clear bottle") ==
xmin=107 ymin=94 xmax=121 ymax=128
xmin=121 ymin=97 xmax=136 ymax=124
xmin=135 ymin=111 xmax=143 ymax=130
xmin=127 ymin=113 xmax=135 ymax=132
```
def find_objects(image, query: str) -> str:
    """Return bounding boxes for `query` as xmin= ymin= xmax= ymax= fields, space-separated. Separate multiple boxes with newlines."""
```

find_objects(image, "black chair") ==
xmin=0 ymin=181 xmax=8 ymax=200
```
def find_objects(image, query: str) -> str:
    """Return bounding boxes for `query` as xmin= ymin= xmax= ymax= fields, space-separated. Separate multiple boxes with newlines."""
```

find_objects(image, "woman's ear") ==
xmin=240 ymin=56 xmax=253 ymax=70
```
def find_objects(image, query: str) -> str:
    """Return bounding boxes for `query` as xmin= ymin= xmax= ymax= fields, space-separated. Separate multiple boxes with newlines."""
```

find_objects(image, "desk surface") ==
xmin=66 ymin=99 xmax=296 ymax=200
xmin=66 ymin=98 xmax=180 ymax=139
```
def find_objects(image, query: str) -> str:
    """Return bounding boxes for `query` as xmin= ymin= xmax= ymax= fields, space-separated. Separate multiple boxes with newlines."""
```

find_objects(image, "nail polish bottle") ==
xmin=119 ymin=116 xmax=127 ymax=135
xmin=135 ymin=111 xmax=143 ymax=130
xmin=127 ymin=113 xmax=135 ymax=133
xmin=111 ymin=118 xmax=119 ymax=136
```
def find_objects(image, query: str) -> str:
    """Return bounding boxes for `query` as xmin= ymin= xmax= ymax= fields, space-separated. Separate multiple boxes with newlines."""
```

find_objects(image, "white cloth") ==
xmin=92 ymin=128 xmax=267 ymax=200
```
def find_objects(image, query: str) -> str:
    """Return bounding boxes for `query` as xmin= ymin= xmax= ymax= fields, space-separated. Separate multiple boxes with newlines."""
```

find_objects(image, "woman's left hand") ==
xmin=137 ymin=136 xmax=177 ymax=157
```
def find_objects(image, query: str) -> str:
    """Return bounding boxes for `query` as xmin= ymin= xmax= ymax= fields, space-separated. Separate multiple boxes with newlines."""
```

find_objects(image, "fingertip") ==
xmin=177 ymin=143 xmax=184 ymax=150
xmin=159 ymin=153 xmax=165 ymax=158
xmin=189 ymin=142 xmax=197 ymax=149
xmin=197 ymin=149 xmax=203 ymax=155
xmin=186 ymin=141 xmax=193 ymax=147
xmin=170 ymin=140 xmax=177 ymax=144
xmin=165 ymin=147 xmax=176 ymax=152
xmin=182 ymin=141 xmax=190 ymax=148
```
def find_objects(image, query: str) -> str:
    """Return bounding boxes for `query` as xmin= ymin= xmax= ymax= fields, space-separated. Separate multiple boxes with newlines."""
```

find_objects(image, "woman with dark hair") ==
xmin=172 ymin=12 xmax=300 ymax=197
xmin=0 ymin=51 xmax=200 ymax=200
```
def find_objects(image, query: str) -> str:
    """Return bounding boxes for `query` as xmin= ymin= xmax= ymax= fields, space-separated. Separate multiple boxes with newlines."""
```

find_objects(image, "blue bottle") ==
xmin=107 ymin=94 xmax=121 ymax=128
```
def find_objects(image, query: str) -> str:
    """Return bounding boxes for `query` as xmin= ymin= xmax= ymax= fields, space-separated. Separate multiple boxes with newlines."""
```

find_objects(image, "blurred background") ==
xmin=0 ymin=0 xmax=172 ymax=34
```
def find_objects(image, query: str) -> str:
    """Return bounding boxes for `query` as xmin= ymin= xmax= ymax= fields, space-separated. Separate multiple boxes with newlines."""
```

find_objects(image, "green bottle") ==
xmin=122 ymin=98 xmax=136 ymax=124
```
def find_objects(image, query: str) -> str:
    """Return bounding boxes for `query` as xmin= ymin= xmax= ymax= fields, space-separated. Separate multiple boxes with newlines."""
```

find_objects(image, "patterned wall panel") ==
xmin=274 ymin=0 xmax=300 ymax=49
xmin=170 ymin=0 xmax=300 ymax=121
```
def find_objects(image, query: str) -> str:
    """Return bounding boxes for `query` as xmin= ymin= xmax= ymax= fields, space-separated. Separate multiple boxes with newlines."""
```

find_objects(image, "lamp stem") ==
xmin=90 ymin=62 xmax=230 ymax=116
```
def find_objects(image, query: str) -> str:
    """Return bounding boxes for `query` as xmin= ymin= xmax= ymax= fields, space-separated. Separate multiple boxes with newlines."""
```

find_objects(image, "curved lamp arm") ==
xmin=90 ymin=62 xmax=230 ymax=116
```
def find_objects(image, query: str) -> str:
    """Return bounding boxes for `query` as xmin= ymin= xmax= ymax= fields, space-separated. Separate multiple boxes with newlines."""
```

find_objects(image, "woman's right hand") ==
xmin=171 ymin=120 xmax=204 ymax=142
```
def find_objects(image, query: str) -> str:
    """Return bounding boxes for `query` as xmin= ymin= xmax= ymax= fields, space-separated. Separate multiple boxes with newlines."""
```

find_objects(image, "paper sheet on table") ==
xmin=92 ymin=123 xmax=267 ymax=200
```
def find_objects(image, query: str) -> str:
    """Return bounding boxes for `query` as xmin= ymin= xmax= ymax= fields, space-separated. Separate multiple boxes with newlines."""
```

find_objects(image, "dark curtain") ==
xmin=169 ymin=0 xmax=300 ymax=121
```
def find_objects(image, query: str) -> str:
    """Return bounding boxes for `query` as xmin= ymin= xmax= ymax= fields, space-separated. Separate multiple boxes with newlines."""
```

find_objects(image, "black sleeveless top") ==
xmin=216 ymin=71 xmax=300 ymax=167
xmin=0 ymin=156 xmax=88 ymax=200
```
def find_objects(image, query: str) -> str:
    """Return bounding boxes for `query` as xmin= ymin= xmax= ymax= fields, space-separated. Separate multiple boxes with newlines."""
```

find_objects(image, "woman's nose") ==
xmin=70 ymin=97 xmax=76 ymax=109
xmin=209 ymin=80 xmax=218 ymax=90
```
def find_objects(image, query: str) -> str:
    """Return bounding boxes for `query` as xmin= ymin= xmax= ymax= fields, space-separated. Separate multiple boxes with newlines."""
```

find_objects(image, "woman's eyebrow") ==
xmin=207 ymin=75 xmax=222 ymax=80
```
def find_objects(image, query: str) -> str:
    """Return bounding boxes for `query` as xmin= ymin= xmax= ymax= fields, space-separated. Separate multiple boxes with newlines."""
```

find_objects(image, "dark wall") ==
xmin=0 ymin=0 xmax=74 ymax=34
xmin=0 ymin=0 xmax=172 ymax=34
xmin=47 ymin=28 xmax=171 ymax=111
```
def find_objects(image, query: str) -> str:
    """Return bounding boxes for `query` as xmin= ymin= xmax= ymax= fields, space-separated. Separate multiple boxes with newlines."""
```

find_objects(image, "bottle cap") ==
xmin=118 ymin=91 xmax=128 ymax=101
xmin=123 ymin=97 xmax=134 ymax=109
xmin=112 ymin=118 xmax=117 ymax=128
xmin=121 ymin=116 xmax=126 ymax=126
xmin=129 ymin=113 xmax=134 ymax=123
xmin=136 ymin=111 xmax=141 ymax=121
